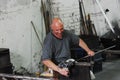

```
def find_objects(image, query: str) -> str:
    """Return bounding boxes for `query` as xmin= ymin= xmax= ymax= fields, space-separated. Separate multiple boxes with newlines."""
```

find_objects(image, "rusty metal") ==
xmin=0 ymin=73 xmax=53 ymax=80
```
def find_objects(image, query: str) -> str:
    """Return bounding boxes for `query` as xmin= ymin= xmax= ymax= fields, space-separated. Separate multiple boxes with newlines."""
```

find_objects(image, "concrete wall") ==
xmin=0 ymin=0 xmax=45 ymax=73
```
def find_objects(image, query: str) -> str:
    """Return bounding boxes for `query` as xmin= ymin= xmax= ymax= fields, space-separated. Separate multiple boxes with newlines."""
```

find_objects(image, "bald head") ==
xmin=50 ymin=18 xmax=63 ymax=29
xmin=50 ymin=18 xmax=64 ymax=39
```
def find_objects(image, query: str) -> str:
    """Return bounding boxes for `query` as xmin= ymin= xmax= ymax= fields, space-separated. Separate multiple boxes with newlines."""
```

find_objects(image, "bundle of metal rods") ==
xmin=78 ymin=0 xmax=97 ymax=36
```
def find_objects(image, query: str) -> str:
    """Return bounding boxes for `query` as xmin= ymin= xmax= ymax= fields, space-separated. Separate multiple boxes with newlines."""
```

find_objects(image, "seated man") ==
xmin=41 ymin=18 xmax=94 ymax=80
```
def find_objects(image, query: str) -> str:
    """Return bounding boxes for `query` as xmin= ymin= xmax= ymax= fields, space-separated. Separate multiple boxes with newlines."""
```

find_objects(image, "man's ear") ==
xmin=50 ymin=28 xmax=53 ymax=32
xmin=50 ymin=24 xmax=53 ymax=29
xmin=50 ymin=24 xmax=53 ymax=31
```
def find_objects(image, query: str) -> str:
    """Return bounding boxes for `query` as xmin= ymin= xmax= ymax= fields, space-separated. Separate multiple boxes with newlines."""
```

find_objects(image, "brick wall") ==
xmin=49 ymin=0 xmax=81 ymax=35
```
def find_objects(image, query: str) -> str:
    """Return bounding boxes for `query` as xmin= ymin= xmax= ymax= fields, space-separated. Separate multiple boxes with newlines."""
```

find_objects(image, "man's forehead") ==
xmin=52 ymin=18 xmax=62 ymax=23
xmin=57 ymin=19 xmax=62 ymax=24
xmin=51 ymin=18 xmax=63 ymax=27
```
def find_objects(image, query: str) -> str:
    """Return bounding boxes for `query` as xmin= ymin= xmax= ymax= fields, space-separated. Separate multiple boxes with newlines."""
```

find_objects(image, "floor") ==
xmin=94 ymin=55 xmax=120 ymax=80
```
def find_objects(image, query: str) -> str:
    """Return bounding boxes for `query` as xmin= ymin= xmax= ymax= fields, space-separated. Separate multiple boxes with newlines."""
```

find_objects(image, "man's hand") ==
xmin=57 ymin=68 xmax=69 ymax=77
xmin=79 ymin=39 xmax=95 ymax=56
xmin=87 ymin=50 xmax=95 ymax=56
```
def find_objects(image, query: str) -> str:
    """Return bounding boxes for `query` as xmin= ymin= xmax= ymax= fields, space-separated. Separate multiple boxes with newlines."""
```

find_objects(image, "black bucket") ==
xmin=0 ymin=63 xmax=13 ymax=74
xmin=0 ymin=48 xmax=11 ymax=67
xmin=0 ymin=48 xmax=13 ymax=74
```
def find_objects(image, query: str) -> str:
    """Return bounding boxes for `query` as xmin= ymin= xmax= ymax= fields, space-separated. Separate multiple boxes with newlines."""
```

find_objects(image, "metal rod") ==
xmin=31 ymin=21 xmax=43 ymax=47
xmin=95 ymin=45 xmax=116 ymax=54
xmin=77 ymin=45 xmax=116 ymax=61
xmin=95 ymin=0 xmax=115 ymax=34
xmin=0 ymin=73 xmax=53 ymax=80
xmin=78 ymin=0 xmax=88 ymax=35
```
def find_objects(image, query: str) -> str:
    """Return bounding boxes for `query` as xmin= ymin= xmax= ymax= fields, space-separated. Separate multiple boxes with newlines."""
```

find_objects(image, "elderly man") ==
xmin=41 ymin=18 xmax=94 ymax=79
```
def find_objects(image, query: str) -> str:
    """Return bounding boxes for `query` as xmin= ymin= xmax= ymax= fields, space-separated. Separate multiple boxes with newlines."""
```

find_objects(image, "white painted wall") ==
xmin=0 ymin=0 xmax=46 ymax=73
xmin=49 ymin=0 xmax=81 ymax=35
xmin=83 ymin=0 xmax=120 ymax=36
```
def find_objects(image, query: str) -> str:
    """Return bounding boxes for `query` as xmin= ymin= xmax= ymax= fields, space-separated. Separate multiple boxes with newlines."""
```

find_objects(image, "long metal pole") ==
xmin=77 ymin=45 xmax=116 ymax=61
xmin=0 ymin=73 xmax=53 ymax=80
xmin=95 ymin=0 xmax=115 ymax=34
xmin=31 ymin=21 xmax=43 ymax=47
xmin=78 ymin=0 xmax=88 ymax=35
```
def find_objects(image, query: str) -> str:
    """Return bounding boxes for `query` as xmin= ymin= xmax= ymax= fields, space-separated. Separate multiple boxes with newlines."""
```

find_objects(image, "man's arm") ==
xmin=79 ymin=39 xmax=94 ymax=56
xmin=42 ymin=59 xmax=59 ymax=72
xmin=42 ymin=59 xmax=69 ymax=77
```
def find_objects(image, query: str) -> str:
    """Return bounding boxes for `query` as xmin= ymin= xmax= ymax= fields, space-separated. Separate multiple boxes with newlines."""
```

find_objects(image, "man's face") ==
xmin=51 ymin=21 xmax=64 ymax=39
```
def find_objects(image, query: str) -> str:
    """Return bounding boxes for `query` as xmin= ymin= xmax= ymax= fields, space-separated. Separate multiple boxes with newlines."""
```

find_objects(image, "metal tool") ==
xmin=77 ymin=45 xmax=116 ymax=62
xmin=0 ymin=73 xmax=53 ymax=80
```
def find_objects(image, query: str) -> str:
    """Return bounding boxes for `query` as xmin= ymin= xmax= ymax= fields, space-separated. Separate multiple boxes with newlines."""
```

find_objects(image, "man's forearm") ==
xmin=42 ymin=59 xmax=69 ymax=77
xmin=79 ymin=39 xmax=91 ymax=52
xmin=79 ymin=39 xmax=94 ymax=56
xmin=42 ymin=59 xmax=60 ymax=72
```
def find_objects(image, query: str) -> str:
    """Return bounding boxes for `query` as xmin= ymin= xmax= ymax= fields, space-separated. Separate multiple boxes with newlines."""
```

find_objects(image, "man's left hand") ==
xmin=87 ymin=50 xmax=95 ymax=56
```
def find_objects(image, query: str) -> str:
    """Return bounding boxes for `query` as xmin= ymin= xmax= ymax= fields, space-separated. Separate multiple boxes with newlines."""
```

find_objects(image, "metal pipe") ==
xmin=77 ymin=45 xmax=116 ymax=61
xmin=0 ymin=73 xmax=53 ymax=80
xmin=78 ymin=0 xmax=88 ymax=35
xmin=31 ymin=21 xmax=43 ymax=47
xmin=95 ymin=0 xmax=115 ymax=34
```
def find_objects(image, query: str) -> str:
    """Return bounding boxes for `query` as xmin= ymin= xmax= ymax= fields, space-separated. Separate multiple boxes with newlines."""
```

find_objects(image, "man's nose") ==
xmin=58 ymin=30 xmax=62 ymax=33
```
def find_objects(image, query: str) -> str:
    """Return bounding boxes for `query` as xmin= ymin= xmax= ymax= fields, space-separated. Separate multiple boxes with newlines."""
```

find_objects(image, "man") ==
xmin=41 ymin=18 xmax=94 ymax=79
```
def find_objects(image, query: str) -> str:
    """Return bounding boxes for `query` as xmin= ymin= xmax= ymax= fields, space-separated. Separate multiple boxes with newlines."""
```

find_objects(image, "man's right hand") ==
xmin=42 ymin=60 xmax=69 ymax=77
xmin=57 ymin=68 xmax=69 ymax=77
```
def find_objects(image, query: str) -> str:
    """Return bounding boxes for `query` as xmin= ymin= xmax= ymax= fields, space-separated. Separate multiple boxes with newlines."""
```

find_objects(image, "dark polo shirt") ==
xmin=41 ymin=30 xmax=79 ymax=64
